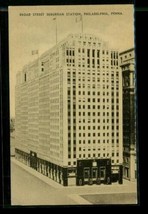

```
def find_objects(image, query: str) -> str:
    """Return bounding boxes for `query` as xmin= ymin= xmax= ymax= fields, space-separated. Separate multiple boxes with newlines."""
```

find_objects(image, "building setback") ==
xmin=15 ymin=34 xmax=123 ymax=186
xmin=119 ymin=48 xmax=136 ymax=181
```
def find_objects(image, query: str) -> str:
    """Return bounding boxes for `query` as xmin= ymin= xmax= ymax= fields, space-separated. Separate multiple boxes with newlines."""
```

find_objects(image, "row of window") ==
xmin=77 ymin=133 xmax=119 ymax=137
xmin=68 ymin=90 xmax=119 ymax=96
xmin=67 ymin=69 xmax=119 ymax=75
xmin=68 ymin=139 xmax=119 ymax=144
xmin=77 ymin=125 xmax=119 ymax=130
xmin=68 ymin=112 xmax=119 ymax=117
xmin=77 ymin=148 xmax=119 ymax=156
xmin=67 ymin=159 xmax=119 ymax=166
xmin=77 ymin=85 xmax=119 ymax=89
xmin=67 ymin=118 xmax=120 ymax=123
xmin=75 ymin=64 xmax=114 ymax=69
xmin=77 ymin=104 xmax=119 ymax=109
xmin=77 ymin=91 xmax=119 ymax=96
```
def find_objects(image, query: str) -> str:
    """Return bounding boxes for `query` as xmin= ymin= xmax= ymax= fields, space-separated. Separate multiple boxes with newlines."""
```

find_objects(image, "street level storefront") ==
xmin=15 ymin=149 xmax=123 ymax=186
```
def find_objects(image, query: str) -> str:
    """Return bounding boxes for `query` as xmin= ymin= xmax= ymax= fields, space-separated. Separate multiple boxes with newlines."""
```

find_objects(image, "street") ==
xmin=11 ymin=159 xmax=137 ymax=205
xmin=11 ymin=161 xmax=76 ymax=205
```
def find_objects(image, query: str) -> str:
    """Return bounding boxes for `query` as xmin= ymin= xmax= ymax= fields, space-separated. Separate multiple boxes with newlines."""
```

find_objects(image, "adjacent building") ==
xmin=15 ymin=34 xmax=123 ymax=186
xmin=120 ymin=48 xmax=136 ymax=181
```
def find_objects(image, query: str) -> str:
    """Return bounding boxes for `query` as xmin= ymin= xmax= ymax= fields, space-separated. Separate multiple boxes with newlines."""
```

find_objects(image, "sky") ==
xmin=9 ymin=5 xmax=135 ymax=117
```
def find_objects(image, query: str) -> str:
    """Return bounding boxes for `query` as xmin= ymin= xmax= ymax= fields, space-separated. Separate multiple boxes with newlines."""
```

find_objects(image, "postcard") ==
xmin=9 ymin=4 xmax=137 ymax=205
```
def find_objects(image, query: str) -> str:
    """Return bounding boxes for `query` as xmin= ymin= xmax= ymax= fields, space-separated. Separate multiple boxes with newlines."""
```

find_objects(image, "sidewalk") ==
xmin=11 ymin=158 xmax=138 ymax=205
xmin=11 ymin=157 xmax=63 ymax=189
xmin=11 ymin=157 xmax=137 ymax=193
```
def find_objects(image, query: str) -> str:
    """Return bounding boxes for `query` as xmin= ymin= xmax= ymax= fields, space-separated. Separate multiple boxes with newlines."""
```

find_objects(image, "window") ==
xmin=92 ymin=49 xmax=95 ymax=57
xmin=24 ymin=73 xmax=27 ymax=82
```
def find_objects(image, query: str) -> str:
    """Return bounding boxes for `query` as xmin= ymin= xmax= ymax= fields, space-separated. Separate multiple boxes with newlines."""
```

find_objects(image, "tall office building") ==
xmin=15 ymin=34 xmax=123 ymax=186
xmin=120 ymin=48 xmax=136 ymax=181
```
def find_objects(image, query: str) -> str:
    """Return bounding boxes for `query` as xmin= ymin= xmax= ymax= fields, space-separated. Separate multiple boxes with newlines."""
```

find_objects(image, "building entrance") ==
xmin=92 ymin=167 xmax=98 ymax=181
xmin=30 ymin=151 xmax=37 ymax=170
xmin=100 ymin=167 xmax=106 ymax=181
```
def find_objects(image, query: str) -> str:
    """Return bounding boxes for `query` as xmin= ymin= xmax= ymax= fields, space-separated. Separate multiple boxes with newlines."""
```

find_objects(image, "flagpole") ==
xmin=53 ymin=17 xmax=57 ymax=45
xmin=81 ymin=15 xmax=83 ymax=34
xmin=56 ymin=18 xmax=57 ymax=44
xmin=76 ymin=14 xmax=83 ymax=34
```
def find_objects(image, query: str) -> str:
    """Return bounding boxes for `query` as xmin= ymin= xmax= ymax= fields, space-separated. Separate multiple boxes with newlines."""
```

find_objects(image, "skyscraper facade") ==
xmin=120 ymin=48 xmax=136 ymax=181
xmin=15 ymin=34 xmax=123 ymax=186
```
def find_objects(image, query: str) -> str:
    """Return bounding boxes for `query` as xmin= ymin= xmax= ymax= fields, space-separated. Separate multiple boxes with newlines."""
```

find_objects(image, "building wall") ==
xmin=64 ymin=35 xmax=122 ymax=168
xmin=120 ymin=48 xmax=136 ymax=181
xmin=15 ymin=34 xmax=123 ymax=185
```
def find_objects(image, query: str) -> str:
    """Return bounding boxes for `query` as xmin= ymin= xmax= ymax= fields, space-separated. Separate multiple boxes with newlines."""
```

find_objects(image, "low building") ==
xmin=120 ymin=48 xmax=137 ymax=181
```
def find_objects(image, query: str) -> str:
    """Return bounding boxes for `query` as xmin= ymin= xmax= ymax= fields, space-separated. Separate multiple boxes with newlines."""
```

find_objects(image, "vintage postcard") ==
xmin=9 ymin=4 xmax=137 ymax=205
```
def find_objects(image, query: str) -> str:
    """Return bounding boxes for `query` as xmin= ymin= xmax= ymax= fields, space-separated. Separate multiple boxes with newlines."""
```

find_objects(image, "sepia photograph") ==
xmin=9 ymin=4 xmax=138 ymax=205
